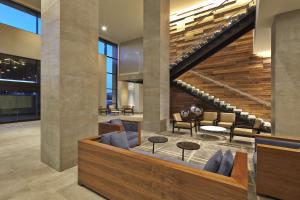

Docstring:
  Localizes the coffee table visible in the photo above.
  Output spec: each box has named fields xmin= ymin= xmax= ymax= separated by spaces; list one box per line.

xmin=199 ymin=126 xmax=227 ymax=141
xmin=176 ymin=141 xmax=200 ymax=161
xmin=148 ymin=136 xmax=168 ymax=154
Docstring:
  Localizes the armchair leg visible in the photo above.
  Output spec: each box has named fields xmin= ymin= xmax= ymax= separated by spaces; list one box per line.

xmin=190 ymin=128 xmax=193 ymax=137
xmin=195 ymin=126 xmax=197 ymax=133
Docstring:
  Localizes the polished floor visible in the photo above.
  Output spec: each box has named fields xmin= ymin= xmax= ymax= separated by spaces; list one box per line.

xmin=0 ymin=115 xmax=271 ymax=200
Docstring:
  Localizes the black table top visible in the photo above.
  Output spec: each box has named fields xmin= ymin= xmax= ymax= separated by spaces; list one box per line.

xmin=176 ymin=141 xmax=200 ymax=150
xmin=148 ymin=136 xmax=168 ymax=144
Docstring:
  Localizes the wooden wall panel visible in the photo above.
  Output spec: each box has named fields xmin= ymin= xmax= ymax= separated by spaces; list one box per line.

xmin=177 ymin=30 xmax=271 ymax=121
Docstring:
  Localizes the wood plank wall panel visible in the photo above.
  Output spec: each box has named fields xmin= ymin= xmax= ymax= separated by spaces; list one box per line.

xmin=178 ymin=30 xmax=271 ymax=121
xmin=170 ymin=85 xmax=219 ymax=118
xmin=169 ymin=0 xmax=254 ymax=64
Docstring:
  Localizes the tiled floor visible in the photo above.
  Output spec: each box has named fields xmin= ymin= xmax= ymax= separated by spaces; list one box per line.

xmin=0 ymin=115 xmax=272 ymax=200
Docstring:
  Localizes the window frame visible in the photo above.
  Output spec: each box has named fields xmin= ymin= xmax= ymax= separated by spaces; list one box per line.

xmin=98 ymin=38 xmax=119 ymax=107
xmin=0 ymin=0 xmax=41 ymax=34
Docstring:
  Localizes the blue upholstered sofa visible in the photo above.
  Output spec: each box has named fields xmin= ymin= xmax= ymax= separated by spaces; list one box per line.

xmin=98 ymin=119 xmax=141 ymax=147
xmin=254 ymin=134 xmax=300 ymax=200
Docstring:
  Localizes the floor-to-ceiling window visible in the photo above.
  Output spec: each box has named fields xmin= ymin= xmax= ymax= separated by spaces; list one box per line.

xmin=98 ymin=39 xmax=118 ymax=106
xmin=0 ymin=0 xmax=41 ymax=34
xmin=0 ymin=1 xmax=41 ymax=123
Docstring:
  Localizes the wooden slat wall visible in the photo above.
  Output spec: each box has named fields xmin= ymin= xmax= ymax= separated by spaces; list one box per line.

xmin=170 ymin=85 xmax=219 ymax=118
xmin=178 ymin=30 xmax=271 ymax=121
xmin=169 ymin=0 xmax=254 ymax=64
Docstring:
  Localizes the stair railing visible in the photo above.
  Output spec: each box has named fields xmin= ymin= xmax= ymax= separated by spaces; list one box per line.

xmin=170 ymin=0 xmax=256 ymax=68
xmin=188 ymin=70 xmax=271 ymax=108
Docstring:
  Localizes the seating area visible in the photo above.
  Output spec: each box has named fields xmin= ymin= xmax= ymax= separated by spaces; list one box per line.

xmin=1 ymin=0 xmax=300 ymax=199
xmin=78 ymin=133 xmax=248 ymax=200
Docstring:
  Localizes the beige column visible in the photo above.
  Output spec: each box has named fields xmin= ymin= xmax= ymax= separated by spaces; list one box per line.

xmin=272 ymin=9 xmax=300 ymax=139
xmin=99 ymin=55 xmax=106 ymax=107
xmin=41 ymin=0 xmax=99 ymax=171
xmin=143 ymin=0 xmax=170 ymax=132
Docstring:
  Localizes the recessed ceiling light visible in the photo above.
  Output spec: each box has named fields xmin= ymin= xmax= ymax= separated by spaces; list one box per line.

xmin=13 ymin=66 xmax=17 ymax=69
xmin=101 ymin=26 xmax=107 ymax=31
xmin=6 ymin=69 xmax=10 ymax=72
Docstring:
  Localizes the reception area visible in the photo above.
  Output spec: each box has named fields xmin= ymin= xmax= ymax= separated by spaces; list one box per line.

xmin=0 ymin=0 xmax=300 ymax=199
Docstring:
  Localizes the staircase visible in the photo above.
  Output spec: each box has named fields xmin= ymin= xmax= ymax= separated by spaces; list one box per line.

xmin=174 ymin=79 xmax=271 ymax=132
xmin=170 ymin=1 xmax=256 ymax=80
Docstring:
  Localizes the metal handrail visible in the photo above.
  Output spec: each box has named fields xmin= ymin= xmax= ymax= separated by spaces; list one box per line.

xmin=170 ymin=0 xmax=256 ymax=67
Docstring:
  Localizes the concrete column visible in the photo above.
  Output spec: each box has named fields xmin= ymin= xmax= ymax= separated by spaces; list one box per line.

xmin=41 ymin=0 xmax=99 ymax=171
xmin=272 ymin=9 xmax=300 ymax=139
xmin=99 ymin=55 xmax=107 ymax=107
xmin=143 ymin=0 xmax=170 ymax=132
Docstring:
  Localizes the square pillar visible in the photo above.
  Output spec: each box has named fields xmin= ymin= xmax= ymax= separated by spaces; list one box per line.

xmin=41 ymin=0 xmax=99 ymax=171
xmin=143 ymin=0 xmax=170 ymax=132
xmin=272 ymin=9 xmax=300 ymax=139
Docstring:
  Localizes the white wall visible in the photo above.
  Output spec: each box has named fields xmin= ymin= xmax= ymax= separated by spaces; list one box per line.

xmin=0 ymin=24 xmax=41 ymax=59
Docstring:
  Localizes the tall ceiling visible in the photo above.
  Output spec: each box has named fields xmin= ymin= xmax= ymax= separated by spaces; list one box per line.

xmin=13 ymin=0 xmax=207 ymax=43
xmin=254 ymin=0 xmax=300 ymax=55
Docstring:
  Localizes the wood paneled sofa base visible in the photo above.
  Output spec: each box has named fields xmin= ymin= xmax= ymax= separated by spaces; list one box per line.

xmin=78 ymin=136 xmax=248 ymax=200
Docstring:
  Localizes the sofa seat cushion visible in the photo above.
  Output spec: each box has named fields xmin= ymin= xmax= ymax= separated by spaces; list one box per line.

xmin=233 ymin=128 xmax=254 ymax=136
xmin=128 ymin=137 xmax=139 ymax=148
xmin=126 ymin=131 xmax=138 ymax=140
xmin=130 ymin=148 xmax=203 ymax=170
xmin=218 ymin=122 xmax=233 ymax=129
xmin=200 ymin=120 xmax=214 ymax=126
xmin=218 ymin=150 xmax=234 ymax=176
xmin=255 ymin=138 xmax=300 ymax=149
xmin=203 ymin=150 xmax=223 ymax=173
xmin=110 ymin=132 xmax=130 ymax=150
xmin=175 ymin=122 xmax=195 ymax=128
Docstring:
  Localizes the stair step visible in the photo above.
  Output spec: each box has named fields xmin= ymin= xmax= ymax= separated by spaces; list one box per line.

xmin=203 ymin=93 xmax=209 ymax=97
xmin=227 ymin=105 xmax=236 ymax=109
xmin=208 ymin=96 xmax=214 ymax=100
xmin=214 ymin=98 xmax=220 ymax=102
xmin=240 ymin=112 xmax=249 ymax=116
xmin=247 ymin=115 xmax=256 ymax=119
xmin=263 ymin=122 xmax=271 ymax=127
xmin=233 ymin=108 xmax=242 ymax=113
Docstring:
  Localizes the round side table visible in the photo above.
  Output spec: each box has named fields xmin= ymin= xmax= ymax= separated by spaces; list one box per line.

xmin=176 ymin=141 xmax=200 ymax=161
xmin=148 ymin=136 xmax=168 ymax=154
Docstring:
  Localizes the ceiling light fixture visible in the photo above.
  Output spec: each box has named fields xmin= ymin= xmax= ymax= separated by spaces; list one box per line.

xmin=101 ymin=26 xmax=107 ymax=31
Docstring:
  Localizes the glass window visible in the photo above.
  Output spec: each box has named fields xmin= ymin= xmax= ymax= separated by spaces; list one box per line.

xmin=99 ymin=39 xmax=118 ymax=106
xmin=0 ymin=53 xmax=40 ymax=123
xmin=98 ymin=41 xmax=105 ymax=55
xmin=0 ymin=2 xmax=40 ymax=34
xmin=106 ymin=73 xmax=112 ymax=89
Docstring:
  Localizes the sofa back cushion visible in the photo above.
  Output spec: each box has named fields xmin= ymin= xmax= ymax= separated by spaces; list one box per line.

xmin=110 ymin=119 xmax=123 ymax=126
xmin=110 ymin=132 xmax=130 ymax=150
xmin=173 ymin=113 xmax=182 ymax=121
xmin=255 ymin=138 xmax=300 ymax=149
xmin=204 ymin=112 xmax=218 ymax=121
xmin=203 ymin=150 xmax=223 ymax=173
xmin=220 ymin=113 xmax=236 ymax=123
xmin=218 ymin=150 xmax=234 ymax=176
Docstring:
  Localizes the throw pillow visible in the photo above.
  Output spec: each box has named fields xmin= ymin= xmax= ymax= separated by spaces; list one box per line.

xmin=217 ymin=150 xmax=234 ymax=176
xmin=203 ymin=150 xmax=223 ymax=173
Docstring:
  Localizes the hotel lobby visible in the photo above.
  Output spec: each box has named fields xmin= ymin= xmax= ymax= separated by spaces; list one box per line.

xmin=0 ymin=0 xmax=300 ymax=199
